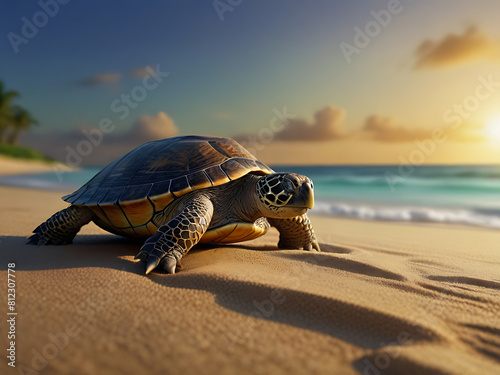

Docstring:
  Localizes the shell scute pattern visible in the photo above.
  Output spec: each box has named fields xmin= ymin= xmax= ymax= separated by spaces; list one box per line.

xmin=61 ymin=136 xmax=273 ymax=236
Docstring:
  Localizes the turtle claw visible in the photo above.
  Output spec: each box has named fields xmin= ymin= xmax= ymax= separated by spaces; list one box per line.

xmin=160 ymin=257 xmax=177 ymax=274
xmin=27 ymin=234 xmax=41 ymax=245
xmin=27 ymin=233 xmax=48 ymax=246
xmin=27 ymin=232 xmax=73 ymax=246
xmin=312 ymin=240 xmax=321 ymax=252
xmin=145 ymin=255 xmax=161 ymax=275
xmin=137 ymin=238 xmax=182 ymax=275
xmin=134 ymin=252 xmax=148 ymax=262
xmin=278 ymin=239 xmax=321 ymax=252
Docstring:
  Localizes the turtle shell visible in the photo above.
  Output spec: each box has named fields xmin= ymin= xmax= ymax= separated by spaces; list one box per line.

xmin=62 ymin=136 xmax=273 ymax=234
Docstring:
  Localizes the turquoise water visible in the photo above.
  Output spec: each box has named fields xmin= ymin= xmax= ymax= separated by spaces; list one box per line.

xmin=282 ymin=165 xmax=500 ymax=228
xmin=2 ymin=165 xmax=500 ymax=228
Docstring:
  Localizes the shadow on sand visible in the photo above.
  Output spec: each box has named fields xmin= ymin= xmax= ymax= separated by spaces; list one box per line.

xmin=1 ymin=234 xmax=435 ymax=351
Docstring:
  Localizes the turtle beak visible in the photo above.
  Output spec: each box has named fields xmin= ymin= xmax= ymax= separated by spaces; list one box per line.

xmin=287 ymin=181 xmax=314 ymax=210
xmin=300 ymin=182 xmax=314 ymax=209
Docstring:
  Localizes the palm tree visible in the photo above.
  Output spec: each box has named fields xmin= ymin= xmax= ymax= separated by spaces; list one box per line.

xmin=7 ymin=106 xmax=38 ymax=145
xmin=0 ymin=81 xmax=20 ymax=142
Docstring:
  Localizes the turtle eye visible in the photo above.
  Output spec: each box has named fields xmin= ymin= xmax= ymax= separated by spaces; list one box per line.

xmin=282 ymin=179 xmax=295 ymax=193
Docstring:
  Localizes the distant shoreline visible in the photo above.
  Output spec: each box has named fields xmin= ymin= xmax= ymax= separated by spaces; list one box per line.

xmin=0 ymin=155 xmax=74 ymax=176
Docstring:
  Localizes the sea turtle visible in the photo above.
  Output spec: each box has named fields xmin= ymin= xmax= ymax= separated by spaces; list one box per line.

xmin=28 ymin=135 xmax=320 ymax=274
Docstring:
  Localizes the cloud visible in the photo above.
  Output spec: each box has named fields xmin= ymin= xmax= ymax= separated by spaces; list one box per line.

xmin=77 ymin=65 xmax=154 ymax=87
xmin=234 ymin=103 xmax=487 ymax=150
xmin=362 ymin=115 xmax=431 ymax=142
xmin=275 ymin=105 xmax=346 ymax=141
xmin=78 ymin=72 xmax=122 ymax=86
xmin=361 ymin=115 xmax=486 ymax=143
xmin=21 ymin=112 xmax=179 ymax=165
xmin=126 ymin=112 xmax=178 ymax=142
xmin=130 ymin=66 xmax=153 ymax=79
xmin=414 ymin=27 xmax=499 ymax=69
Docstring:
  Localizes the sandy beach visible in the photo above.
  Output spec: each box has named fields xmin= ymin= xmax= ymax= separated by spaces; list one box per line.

xmin=0 ymin=156 xmax=73 ymax=176
xmin=0 ymin=185 xmax=499 ymax=375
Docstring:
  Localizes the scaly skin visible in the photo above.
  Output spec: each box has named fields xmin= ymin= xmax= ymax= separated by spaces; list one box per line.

xmin=27 ymin=205 xmax=95 ymax=245
xmin=29 ymin=174 xmax=320 ymax=274
xmin=268 ymin=214 xmax=320 ymax=251
xmin=135 ymin=195 xmax=214 ymax=274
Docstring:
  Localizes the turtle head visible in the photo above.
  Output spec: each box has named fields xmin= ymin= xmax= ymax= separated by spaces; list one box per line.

xmin=256 ymin=173 xmax=315 ymax=218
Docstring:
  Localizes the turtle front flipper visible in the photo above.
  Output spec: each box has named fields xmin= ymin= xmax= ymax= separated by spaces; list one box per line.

xmin=135 ymin=195 xmax=214 ymax=275
xmin=28 ymin=205 xmax=95 ymax=245
xmin=268 ymin=214 xmax=320 ymax=251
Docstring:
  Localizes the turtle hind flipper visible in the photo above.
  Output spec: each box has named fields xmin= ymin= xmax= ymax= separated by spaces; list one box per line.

xmin=27 ymin=205 xmax=94 ymax=246
xmin=27 ymin=233 xmax=49 ymax=246
xmin=27 ymin=232 xmax=74 ymax=246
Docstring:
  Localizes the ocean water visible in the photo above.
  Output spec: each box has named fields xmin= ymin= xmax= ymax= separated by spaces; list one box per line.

xmin=2 ymin=165 xmax=500 ymax=229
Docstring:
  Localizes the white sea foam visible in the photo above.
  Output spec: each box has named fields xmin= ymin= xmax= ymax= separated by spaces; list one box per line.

xmin=3 ymin=166 xmax=500 ymax=230
xmin=312 ymin=201 xmax=500 ymax=229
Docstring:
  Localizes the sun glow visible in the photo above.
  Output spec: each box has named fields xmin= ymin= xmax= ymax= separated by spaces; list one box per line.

xmin=485 ymin=117 xmax=500 ymax=142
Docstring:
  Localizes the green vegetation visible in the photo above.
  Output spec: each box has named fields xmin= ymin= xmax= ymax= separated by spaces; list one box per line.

xmin=0 ymin=80 xmax=38 ymax=145
xmin=0 ymin=142 xmax=54 ymax=162
xmin=0 ymin=79 xmax=51 ymax=162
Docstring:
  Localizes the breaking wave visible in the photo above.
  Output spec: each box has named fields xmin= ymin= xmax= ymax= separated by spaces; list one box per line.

xmin=312 ymin=201 xmax=500 ymax=229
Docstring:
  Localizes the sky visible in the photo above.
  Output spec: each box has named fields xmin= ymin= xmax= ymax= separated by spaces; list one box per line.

xmin=1 ymin=0 xmax=500 ymax=165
